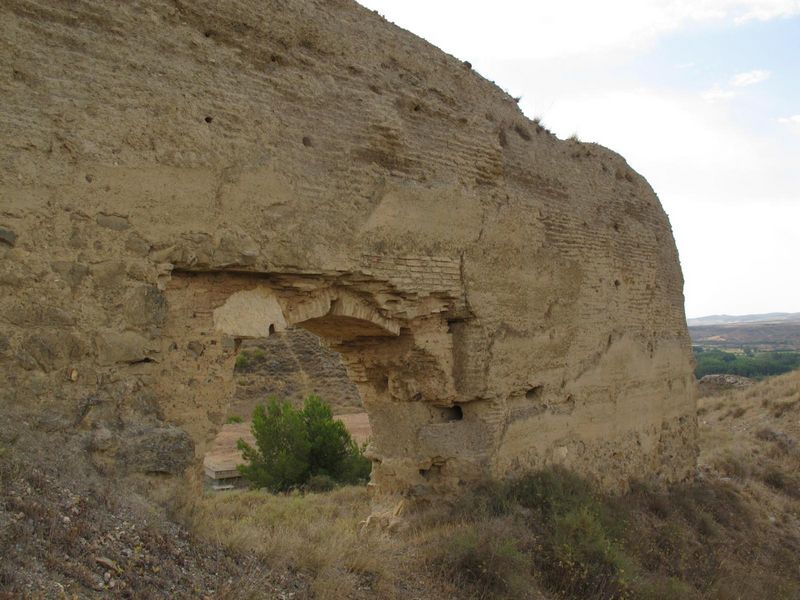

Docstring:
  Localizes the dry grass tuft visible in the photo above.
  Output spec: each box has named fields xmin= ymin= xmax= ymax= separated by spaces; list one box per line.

xmin=186 ymin=486 xmax=411 ymax=598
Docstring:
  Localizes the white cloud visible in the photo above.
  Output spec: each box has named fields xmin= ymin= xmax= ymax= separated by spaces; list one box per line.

xmin=538 ymin=88 xmax=762 ymax=190
xmin=733 ymin=0 xmax=800 ymax=21
xmin=357 ymin=0 xmax=800 ymax=59
xmin=670 ymin=198 xmax=800 ymax=317
xmin=731 ymin=69 xmax=771 ymax=86
xmin=700 ymin=69 xmax=770 ymax=104
xmin=778 ymin=114 xmax=800 ymax=125
xmin=701 ymin=86 xmax=738 ymax=102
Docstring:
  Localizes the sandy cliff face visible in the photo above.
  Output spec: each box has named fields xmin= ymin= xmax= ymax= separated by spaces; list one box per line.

xmin=0 ymin=0 xmax=696 ymax=514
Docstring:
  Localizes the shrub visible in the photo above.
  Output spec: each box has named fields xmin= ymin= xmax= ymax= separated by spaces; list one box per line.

xmin=234 ymin=348 xmax=266 ymax=372
xmin=760 ymin=464 xmax=800 ymax=498
xmin=693 ymin=348 xmax=800 ymax=379
xmin=437 ymin=519 xmax=530 ymax=596
xmin=234 ymin=352 xmax=250 ymax=370
xmin=305 ymin=474 xmax=337 ymax=493
xmin=237 ymin=399 xmax=311 ymax=492
xmin=225 ymin=415 xmax=243 ymax=424
xmin=237 ymin=395 xmax=371 ymax=492
xmin=549 ymin=505 xmax=631 ymax=599
xmin=712 ymin=451 xmax=751 ymax=480
xmin=509 ymin=469 xmax=630 ymax=599
xmin=729 ymin=406 xmax=747 ymax=419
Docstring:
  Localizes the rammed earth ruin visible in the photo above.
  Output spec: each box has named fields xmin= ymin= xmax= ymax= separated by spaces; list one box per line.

xmin=0 ymin=0 xmax=696 ymax=518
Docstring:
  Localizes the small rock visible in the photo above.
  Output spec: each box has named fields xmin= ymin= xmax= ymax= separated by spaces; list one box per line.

xmin=95 ymin=556 xmax=117 ymax=571
xmin=95 ymin=330 xmax=153 ymax=365
xmin=51 ymin=261 xmax=90 ymax=288
xmin=697 ymin=374 xmax=754 ymax=397
xmin=125 ymin=232 xmax=151 ymax=256
xmin=124 ymin=284 xmax=167 ymax=328
xmin=62 ymin=516 xmax=71 ymax=524
xmin=96 ymin=213 xmax=131 ymax=231
xmin=0 ymin=226 xmax=17 ymax=247
xmin=187 ymin=341 xmax=205 ymax=357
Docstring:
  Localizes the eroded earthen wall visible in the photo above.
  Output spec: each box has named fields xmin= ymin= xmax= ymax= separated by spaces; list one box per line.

xmin=0 ymin=0 xmax=696 ymax=513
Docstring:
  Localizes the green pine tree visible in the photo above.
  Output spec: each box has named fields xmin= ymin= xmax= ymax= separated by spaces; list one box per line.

xmin=237 ymin=398 xmax=311 ymax=492
xmin=236 ymin=395 xmax=372 ymax=491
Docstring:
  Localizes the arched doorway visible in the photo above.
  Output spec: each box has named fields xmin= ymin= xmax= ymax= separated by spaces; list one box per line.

xmin=154 ymin=269 xmax=481 ymax=517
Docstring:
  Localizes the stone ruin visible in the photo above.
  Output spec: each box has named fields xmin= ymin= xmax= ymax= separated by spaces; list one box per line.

xmin=0 ymin=0 xmax=696 ymax=517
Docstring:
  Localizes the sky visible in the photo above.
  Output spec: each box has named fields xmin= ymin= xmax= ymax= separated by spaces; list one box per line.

xmin=356 ymin=0 xmax=800 ymax=318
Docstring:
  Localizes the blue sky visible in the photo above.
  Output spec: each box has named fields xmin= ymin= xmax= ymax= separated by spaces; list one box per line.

xmin=357 ymin=1 xmax=800 ymax=318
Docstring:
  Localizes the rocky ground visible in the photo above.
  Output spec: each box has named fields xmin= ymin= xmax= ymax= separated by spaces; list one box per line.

xmin=0 ymin=446 xmax=307 ymax=599
xmin=696 ymin=373 xmax=754 ymax=397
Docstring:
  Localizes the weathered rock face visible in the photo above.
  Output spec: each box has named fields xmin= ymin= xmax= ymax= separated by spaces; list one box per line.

xmin=0 ymin=0 xmax=696 ymax=513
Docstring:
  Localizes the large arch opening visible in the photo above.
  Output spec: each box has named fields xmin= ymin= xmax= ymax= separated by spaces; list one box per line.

xmin=202 ymin=325 xmax=372 ymax=490
xmin=154 ymin=270 xmax=480 ymax=513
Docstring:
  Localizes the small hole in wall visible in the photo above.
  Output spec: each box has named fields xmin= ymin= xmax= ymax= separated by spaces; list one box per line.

xmin=441 ymin=405 xmax=463 ymax=421
xmin=204 ymin=116 xmax=213 ymax=123
xmin=302 ymin=136 xmax=313 ymax=147
xmin=447 ymin=317 xmax=467 ymax=335
xmin=526 ymin=386 xmax=543 ymax=401
xmin=268 ymin=324 xmax=275 ymax=335
xmin=498 ymin=129 xmax=508 ymax=148
xmin=373 ymin=374 xmax=389 ymax=393
xmin=130 ymin=357 xmax=155 ymax=365
xmin=514 ymin=124 xmax=531 ymax=141
xmin=614 ymin=279 xmax=621 ymax=288
xmin=419 ymin=464 xmax=442 ymax=479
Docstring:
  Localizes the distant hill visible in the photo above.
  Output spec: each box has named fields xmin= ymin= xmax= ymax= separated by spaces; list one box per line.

xmin=689 ymin=319 xmax=800 ymax=352
xmin=687 ymin=312 xmax=800 ymax=326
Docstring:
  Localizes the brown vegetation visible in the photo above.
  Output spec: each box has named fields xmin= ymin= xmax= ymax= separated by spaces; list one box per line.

xmin=176 ymin=370 xmax=800 ymax=599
